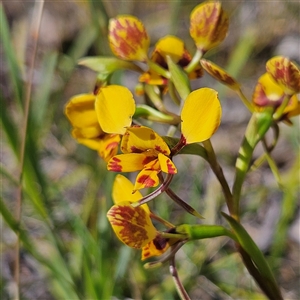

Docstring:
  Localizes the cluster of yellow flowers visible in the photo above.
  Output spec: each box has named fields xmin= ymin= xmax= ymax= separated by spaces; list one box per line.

xmin=65 ymin=1 xmax=299 ymax=262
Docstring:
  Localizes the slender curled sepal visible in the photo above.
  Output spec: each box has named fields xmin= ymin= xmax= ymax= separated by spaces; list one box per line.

xmin=175 ymin=224 xmax=236 ymax=241
xmin=190 ymin=1 xmax=229 ymax=53
xmin=222 ymin=212 xmax=283 ymax=299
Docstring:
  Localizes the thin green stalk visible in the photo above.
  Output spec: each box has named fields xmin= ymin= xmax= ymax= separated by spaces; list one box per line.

xmin=146 ymin=59 xmax=171 ymax=78
xmin=202 ymin=140 xmax=234 ymax=216
xmin=15 ymin=1 xmax=44 ymax=298
xmin=232 ymin=109 xmax=274 ymax=219
xmin=236 ymin=88 xmax=254 ymax=113
xmin=184 ymin=49 xmax=203 ymax=74
xmin=273 ymin=94 xmax=291 ymax=120
xmin=169 ymin=256 xmax=191 ymax=300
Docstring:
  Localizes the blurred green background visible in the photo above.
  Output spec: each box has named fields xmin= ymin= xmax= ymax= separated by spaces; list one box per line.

xmin=1 ymin=1 xmax=299 ymax=299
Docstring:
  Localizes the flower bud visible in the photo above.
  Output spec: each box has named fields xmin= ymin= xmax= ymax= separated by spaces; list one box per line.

xmin=201 ymin=59 xmax=240 ymax=90
xmin=266 ymin=56 xmax=300 ymax=95
xmin=190 ymin=1 xmax=229 ymax=53
xmin=109 ymin=15 xmax=150 ymax=62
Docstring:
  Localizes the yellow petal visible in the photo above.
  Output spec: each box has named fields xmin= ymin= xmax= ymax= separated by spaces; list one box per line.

xmin=121 ymin=126 xmax=170 ymax=155
xmin=112 ymin=174 xmax=150 ymax=213
xmin=134 ymin=167 xmax=160 ymax=191
xmin=266 ymin=56 xmax=300 ymax=95
xmin=190 ymin=1 xmax=229 ymax=53
xmin=65 ymin=93 xmax=101 ymax=130
xmin=284 ymin=94 xmax=300 ymax=119
xmin=109 ymin=15 xmax=150 ymax=62
xmin=107 ymin=153 xmax=154 ymax=172
xmin=201 ymin=59 xmax=240 ymax=90
xmin=73 ymin=132 xmax=119 ymax=162
xmin=98 ymin=134 xmax=120 ymax=162
xmin=252 ymin=73 xmax=284 ymax=108
xmin=95 ymin=85 xmax=135 ymax=135
xmin=181 ymin=88 xmax=222 ymax=144
xmin=71 ymin=126 xmax=102 ymax=139
xmin=107 ymin=201 xmax=156 ymax=249
xmin=158 ymin=153 xmax=177 ymax=174
xmin=74 ymin=136 xmax=103 ymax=151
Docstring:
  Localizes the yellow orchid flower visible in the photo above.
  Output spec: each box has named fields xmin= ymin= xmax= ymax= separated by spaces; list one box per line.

xmin=252 ymin=73 xmax=300 ymax=123
xmin=190 ymin=1 xmax=229 ymax=53
xmin=109 ymin=174 xmax=177 ymax=259
xmin=107 ymin=126 xmax=177 ymax=191
xmin=64 ymin=93 xmax=120 ymax=162
xmin=252 ymin=73 xmax=285 ymax=108
xmin=108 ymin=15 xmax=150 ymax=62
xmin=139 ymin=35 xmax=203 ymax=85
xmin=106 ymin=88 xmax=221 ymax=190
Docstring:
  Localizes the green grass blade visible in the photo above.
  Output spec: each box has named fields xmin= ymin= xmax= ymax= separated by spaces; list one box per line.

xmin=0 ymin=93 xmax=20 ymax=157
xmin=0 ymin=4 xmax=23 ymax=107
xmin=30 ymin=51 xmax=58 ymax=131
xmin=222 ymin=212 xmax=282 ymax=299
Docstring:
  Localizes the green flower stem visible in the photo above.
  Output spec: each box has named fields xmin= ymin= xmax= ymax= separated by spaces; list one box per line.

xmin=159 ymin=232 xmax=187 ymax=240
xmin=134 ymin=105 xmax=180 ymax=125
xmin=144 ymin=84 xmax=166 ymax=111
xmin=168 ymin=81 xmax=181 ymax=105
xmin=176 ymin=224 xmax=237 ymax=242
xmin=273 ymin=94 xmax=292 ymax=120
xmin=167 ymin=55 xmax=191 ymax=101
xmin=146 ymin=58 xmax=171 ymax=78
xmin=236 ymin=88 xmax=254 ymax=113
xmin=184 ymin=49 xmax=203 ymax=74
xmin=144 ymin=85 xmax=181 ymax=122
xmin=250 ymin=124 xmax=279 ymax=172
xmin=167 ymin=125 xmax=178 ymax=137
xmin=232 ymin=109 xmax=273 ymax=219
xmin=170 ymin=256 xmax=191 ymax=300
xmin=261 ymin=138 xmax=282 ymax=187
xmin=202 ymin=139 xmax=235 ymax=217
